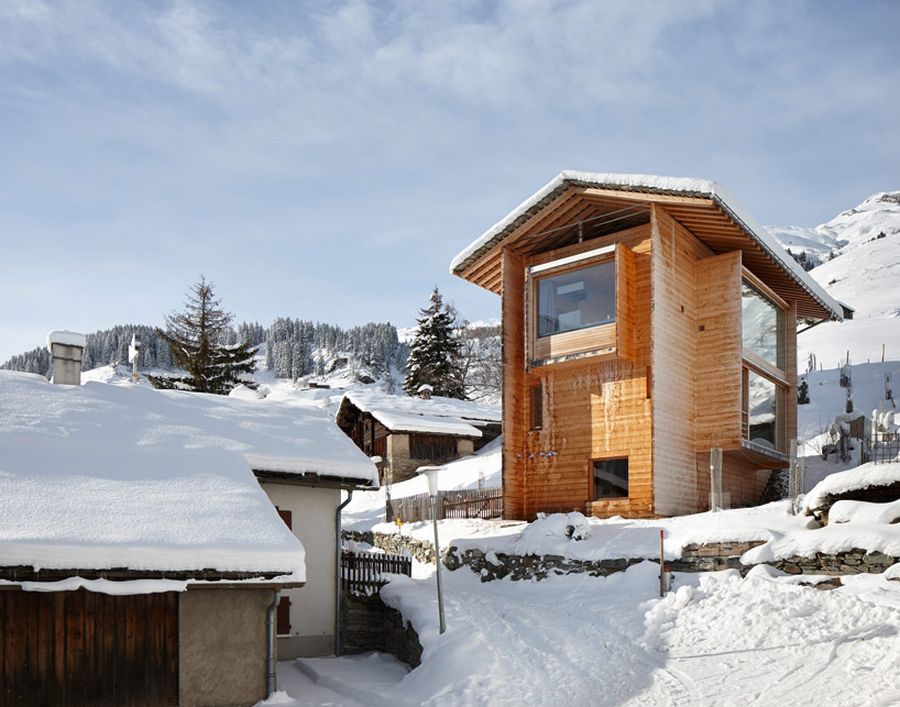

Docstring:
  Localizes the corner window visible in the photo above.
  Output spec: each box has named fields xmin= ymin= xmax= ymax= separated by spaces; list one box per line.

xmin=593 ymin=457 xmax=628 ymax=499
xmin=741 ymin=280 xmax=784 ymax=369
xmin=536 ymin=260 xmax=616 ymax=337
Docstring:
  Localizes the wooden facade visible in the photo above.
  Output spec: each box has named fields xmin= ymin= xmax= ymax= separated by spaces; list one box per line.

xmin=0 ymin=589 xmax=178 ymax=707
xmin=456 ymin=175 xmax=842 ymax=519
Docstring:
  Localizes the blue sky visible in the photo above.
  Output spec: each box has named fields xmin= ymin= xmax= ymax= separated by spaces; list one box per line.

xmin=1 ymin=0 xmax=898 ymax=361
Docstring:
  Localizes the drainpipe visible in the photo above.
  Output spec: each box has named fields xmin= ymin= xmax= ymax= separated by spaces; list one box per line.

xmin=335 ymin=488 xmax=354 ymax=656
xmin=266 ymin=589 xmax=281 ymax=697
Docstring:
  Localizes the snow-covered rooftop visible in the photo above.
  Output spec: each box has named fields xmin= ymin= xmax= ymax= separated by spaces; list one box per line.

xmin=340 ymin=389 xmax=500 ymax=435
xmin=0 ymin=371 xmax=377 ymax=576
xmin=450 ymin=171 xmax=845 ymax=321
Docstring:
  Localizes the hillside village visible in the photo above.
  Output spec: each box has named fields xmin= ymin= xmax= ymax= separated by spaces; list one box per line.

xmin=2 ymin=4 xmax=899 ymax=707
xmin=2 ymin=174 xmax=898 ymax=706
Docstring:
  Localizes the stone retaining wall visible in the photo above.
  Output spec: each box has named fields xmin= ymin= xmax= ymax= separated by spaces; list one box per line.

xmin=670 ymin=541 xmax=765 ymax=573
xmin=341 ymin=591 xmax=423 ymax=668
xmin=343 ymin=530 xmax=437 ymax=564
xmin=759 ymin=548 xmax=899 ymax=575
xmin=445 ymin=547 xmax=642 ymax=582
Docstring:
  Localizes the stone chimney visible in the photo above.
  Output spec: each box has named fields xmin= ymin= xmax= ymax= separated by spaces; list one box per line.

xmin=47 ymin=330 xmax=86 ymax=385
xmin=416 ymin=383 xmax=434 ymax=400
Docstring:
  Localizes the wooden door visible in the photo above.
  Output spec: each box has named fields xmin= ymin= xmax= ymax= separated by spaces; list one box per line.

xmin=0 ymin=589 xmax=178 ymax=706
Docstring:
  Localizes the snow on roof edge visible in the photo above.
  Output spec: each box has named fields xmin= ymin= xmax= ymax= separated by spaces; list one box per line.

xmin=449 ymin=171 xmax=844 ymax=321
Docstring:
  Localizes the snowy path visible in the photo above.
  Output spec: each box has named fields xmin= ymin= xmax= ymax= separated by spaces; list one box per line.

xmin=261 ymin=564 xmax=900 ymax=706
xmin=376 ymin=562 xmax=900 ymax=706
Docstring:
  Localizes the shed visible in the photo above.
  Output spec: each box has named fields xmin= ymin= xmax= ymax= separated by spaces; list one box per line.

xmin=335 ymin=389 xmax=501 ymax=484
xmin=0 ymin=370 xmax=376 ymax=705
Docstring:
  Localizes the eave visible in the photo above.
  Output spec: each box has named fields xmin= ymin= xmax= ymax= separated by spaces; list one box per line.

xmin=451 ymin=172 xmax=844 ymax=322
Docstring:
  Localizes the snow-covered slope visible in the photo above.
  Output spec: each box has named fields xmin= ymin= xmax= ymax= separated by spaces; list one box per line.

xmin=768 ymin=191 xmax=900 ymax=365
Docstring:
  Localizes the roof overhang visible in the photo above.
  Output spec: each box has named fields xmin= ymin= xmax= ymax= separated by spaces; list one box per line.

xmin=451 ymin=171 xmax=845 ymax=322
xmin=252 ymin=468 xmax=378 ymax=490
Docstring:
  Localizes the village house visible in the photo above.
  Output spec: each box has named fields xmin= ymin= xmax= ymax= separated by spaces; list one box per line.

xmin=0 ymin=333 xmax=377 ymax=706
xmin=451 ymin=172 xmax=851 ymax=520
xmin=335 ymin=388 xmax=501 ymax=484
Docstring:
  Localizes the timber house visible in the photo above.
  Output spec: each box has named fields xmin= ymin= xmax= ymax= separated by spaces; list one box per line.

xmin=335 ymin=389 xmax=501 ymax=484
xmin=451 ymin=171 xmax=850 ymax=520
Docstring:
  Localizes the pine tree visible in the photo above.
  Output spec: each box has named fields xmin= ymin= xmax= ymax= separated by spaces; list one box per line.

xmin=403 ymin=287 xmax=465 ymax=399
xmin=149 ymin=276 xmax=256 ymax=394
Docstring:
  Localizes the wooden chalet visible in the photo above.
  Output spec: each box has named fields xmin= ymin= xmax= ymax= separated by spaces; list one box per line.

xmin=451 ymin=171 xmax=850 ymax=519
xmin=0 ymin=368 xmax=378 ymax=706
xmin=335 ymin=389 xmax=501 ymax=484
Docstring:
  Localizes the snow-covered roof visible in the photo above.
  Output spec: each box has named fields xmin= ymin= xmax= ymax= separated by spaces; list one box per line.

xmin=369 ymin=410 xmax=483 ymax=437
xmin=450 ymin=171 xmax=845 ymax=321
xmin=0 ymin=371 xmax=377 ymax=576
xmin=339 ymin=389 xmax=500 ymax=436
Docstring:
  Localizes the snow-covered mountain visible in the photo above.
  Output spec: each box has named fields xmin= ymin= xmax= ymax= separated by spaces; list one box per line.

xmin=768 ymin=191 xmax=900 ymax=368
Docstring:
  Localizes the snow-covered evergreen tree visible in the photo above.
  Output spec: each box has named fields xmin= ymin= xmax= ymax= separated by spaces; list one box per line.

xmin=403 ymin=287 xmax=465 ymax=399
xmin=149 ymin=277 xmax=256 ymax=394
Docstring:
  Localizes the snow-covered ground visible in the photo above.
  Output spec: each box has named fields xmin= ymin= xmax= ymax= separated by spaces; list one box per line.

xmin=260 ymin=561 xmax=900 ymax=706
xmin=343 ymin=437 xmax=502 ymax=532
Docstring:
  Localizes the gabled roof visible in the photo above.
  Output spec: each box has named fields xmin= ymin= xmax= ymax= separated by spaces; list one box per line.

xmin=0 ymin=371 xmax=378 ymax=578
xmin=337 ymin=390 xmax=500 ymax=437
xmin=451 ymin=171 xmax=846 ymax=322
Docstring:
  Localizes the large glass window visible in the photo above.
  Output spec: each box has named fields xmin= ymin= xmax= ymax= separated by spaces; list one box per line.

xmin=537 ymin=260 xmax=615 ymax=338
xmin=593 ymin=457 xmax=628 ymax=498
xmin=741 ymin=280 xmax=784 ymax=368
xmin=746 ymin=371 xmax=778 ymax=449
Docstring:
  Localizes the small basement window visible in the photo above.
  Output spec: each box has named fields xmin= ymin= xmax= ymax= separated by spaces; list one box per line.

xmin=593 ymin=458 xmax=628 ymax=499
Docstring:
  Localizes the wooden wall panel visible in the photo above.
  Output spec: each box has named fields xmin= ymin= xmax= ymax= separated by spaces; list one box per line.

xmin=0 ymin=589 xmax=178 ymax=707
xmin=650 ymin=206 xmax=714 ymax=516
xmin=518 ymin=225 xmax=654 ymax=518
xmin=695 ymin=250 xmax=743 ymax=450
xmin=696 ymin=452 xmax=772 ymax=509
xmin=501 ymin=248 xmax=527 ymax=520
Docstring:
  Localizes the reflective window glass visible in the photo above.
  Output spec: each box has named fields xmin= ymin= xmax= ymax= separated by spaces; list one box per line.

xmin=536 ymin=260 xmax=615 ymax=338
xmin=747 ymin=371 xmax=778 ymax=449
xmin=741 ymin=280 xmax=783 ymax=368
xmin=593 ymin=458 xmax=628 ymax=498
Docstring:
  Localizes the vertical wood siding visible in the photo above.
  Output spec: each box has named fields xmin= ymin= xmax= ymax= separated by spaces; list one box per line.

xmin=0 ymin=589 xmax=178 ymax=707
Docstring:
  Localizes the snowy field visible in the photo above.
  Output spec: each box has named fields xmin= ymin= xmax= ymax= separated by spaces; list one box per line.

xmin=261 ymin=562 xmax=900 ymax=707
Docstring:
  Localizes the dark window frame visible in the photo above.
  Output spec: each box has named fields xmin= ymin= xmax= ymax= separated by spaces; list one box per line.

xmin=591 ymin=457 xmax=629 ymax=500
xmin=530 ymin=382 xmax=543 ymax=430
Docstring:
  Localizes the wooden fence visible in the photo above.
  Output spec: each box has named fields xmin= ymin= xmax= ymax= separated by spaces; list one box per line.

xmin=386 ymin=487 xmax=503 ymax=523
xmin=341 ymin=550 xmax=412 ymax=596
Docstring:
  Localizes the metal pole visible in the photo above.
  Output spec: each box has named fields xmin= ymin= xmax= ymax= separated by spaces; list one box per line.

xmin=335 ymin=489 xmax=354 ymax=656
xmin=430 ymin=494 xmax=446 ymax=634
xmin=659 ymin=529 xmax=666 ymax=597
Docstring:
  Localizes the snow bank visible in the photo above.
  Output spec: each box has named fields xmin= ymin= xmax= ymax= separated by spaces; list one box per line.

xmin=444 ymin=503 xmax=807 ymax=561
xmin=803 ymin=461 xmax=900 ymax=512
xmin=0 ymin=370 xmax=378 ymax=575
xmin=742 ymin=523 xmax=900 ymax=564
xmin=829 ymin=498 xmax=900 ymax=525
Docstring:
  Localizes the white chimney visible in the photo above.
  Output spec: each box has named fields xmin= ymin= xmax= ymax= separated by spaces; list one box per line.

xmin=47 ymin=330 xmax=86 ymax=385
